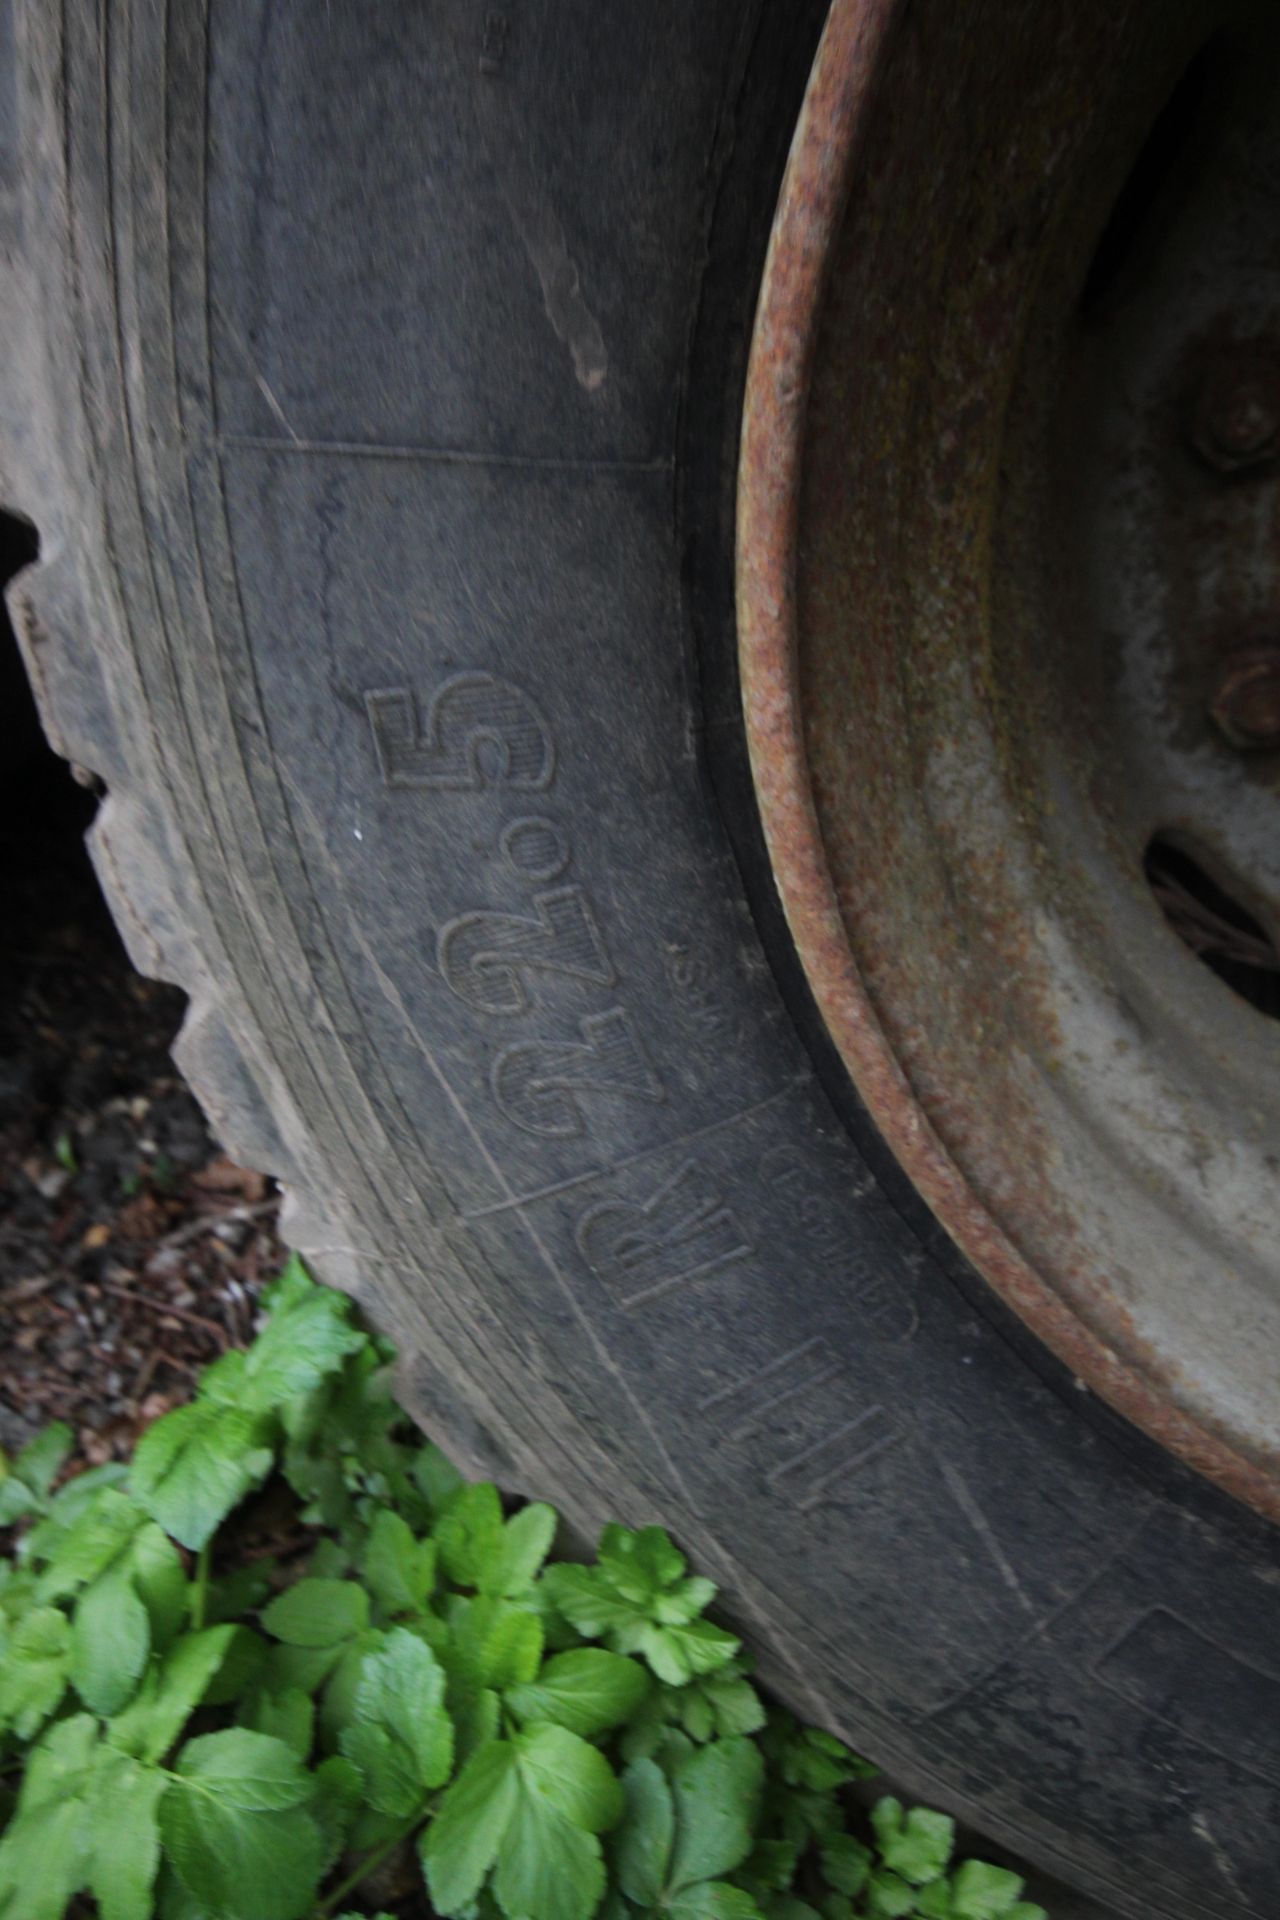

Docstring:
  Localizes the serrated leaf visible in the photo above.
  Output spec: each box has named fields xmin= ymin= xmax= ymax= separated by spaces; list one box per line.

xmin=86 ymin=1746 xmax=167 ymax=1920
xmin=946 ymin=1860 xmax=1043 ymax=1920
xmin=702 ymin=1671 xmax=766 ymax=1738
xmin=508 ymin=1648 xmax=649 ymax=1737
xmin=871 ymin=1799 xmax=954 ymax=1886
xmin=653 ymin=1576 xmax=718 ymax=1627
xmin=172 ymin=1728 xmax=314 ymax=1808
xmin=542 ymin=1564 xmax=640 ymax=1639
xmin=201 ymin=1623 xmax=268 ymax=1705
xmin=424 ymin=1739 xmax=520 ymax=1913
xmin=261 ymin=1577 xmax=370 ymax=1648
xmin=0 ymin=1715 xmax=98 ymax=1920
xmin=241 ymin=1275 xmax=365 ymax=1410
xmin=515 ymin=1723 xmax=623 ymax=1831
xmin=0 ymin=1471 xmax=37 ymax=1527
xmin=669 ymin=1885 xmax=764 ymax=1920
xmin=669 ymin=1738 xmax=763 ymax=1891
xmin=744 ymin=1837 xmax=798 ymax=1893
xmin=129 ymin=1522 xmax=188 ymax=1649
xmin=239 ymin=1686 xmax=315 ymax=1760
xmin=0 ymin=1606 xmax=71 ymax=1738
xmin=640 ymin=1617 xmax=740 ymax=1687
xmin=426 ymin=1727 xmax=621 ymax=1920
xmin=614 ymin=1757 xmax=674 ymax=1906
xmin=159 ymin=1786 xmax=324 ymax=1920
xmin=865 ymin=1870 xmax=915 ymax=1919
xmin=456 ymin=1595 xmax=545 ymax=1690
xmin=131 ymin=1402 xmax=275 ymax=1551
xmin=598 ymin=1524 xmax=686 ymax=1601
xmin=436 ymin=1482 xmax=506 ymax=1589
xmin=339 ymin=1628 xmax=453 ymax=1813
xmin=108 ymin=1626 xmax=237 ymax=1763
xmin=413 ymin=1441 xmax=465 ymax=1514
xmin=12 ymin=1423 xmax=74 ymax=1502
xmin=821 ymin=1834 xmax=872 ymax=1899
xmin=486 ymin=1502 xmax=557 ymax=1596
xmin=22 ymin=1463 xmax=129 ymax=1566
xmin=72 ymin=1556 xmax=151 ymax=1715
xmin=363 ymin=1509 xmax=435 ymax=1616
xmin=32 ymin=1485 xmax=142 ymax=1602
xmin=491 ymin=1789 xmax=607 ymax=1920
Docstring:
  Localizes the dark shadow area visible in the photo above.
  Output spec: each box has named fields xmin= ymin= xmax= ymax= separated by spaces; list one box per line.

xmin=0 ymin=510 xmax=279 ymax=1464
xmin=1145 ymin=832 xmax=1280 ymax=1019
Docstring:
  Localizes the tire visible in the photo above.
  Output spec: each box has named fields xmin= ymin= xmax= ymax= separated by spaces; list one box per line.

xmin=3 ymin=7 xmax=1277 ymax=1918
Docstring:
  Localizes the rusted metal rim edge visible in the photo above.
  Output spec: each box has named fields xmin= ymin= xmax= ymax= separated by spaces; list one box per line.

xmin=734 ymin=0 xmax=1280 ymax=1524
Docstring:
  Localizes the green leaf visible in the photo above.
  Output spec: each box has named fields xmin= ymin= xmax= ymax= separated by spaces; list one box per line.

xmin=515 ymin=1723 xmax=623 ymax=1831
xmin=413 ymin=1442 xmax=465 ymax=1514
xmin=21 ymin=1463 xmax=128 ymax=1566
xmin=32 ymin=1485 xmax=142 ymax=1602
xmin=426 ymin=1727 xmax=621 ymax=1920
xmin=363 ymin=1508 xmax=436 ymax=1615
xmin=129 ymin=1522 xmax=188 ymax=1649
xmin=946 ymin=1860 xmax=1044 ymax=1920
xmin=109 ymin=1626 xmax=237 ymax=1763
xmin=871 ymin=1799 xmax=955 ymax=1886
xmin=640 ymin=1618 xmax=740 ymax=1686
xmin=0 ymin=1606 xmax=71 ymax=1738
xmin=821 ymin=1834 xmax=872 ymax=1899
xmin=669 ymin=1738 xmax=763 ymax=1890
xmin=72 ymin=1556 xmax=152 ymax=1715
xmin=491 ymin=1789 xmax=607 ymax=1920
xmin=486 ymin=1502 xmax=558 ymax=1596
xmin=542 ymin=1565 xmax=640 ymax=1639
xmin=161 ymin=1729 xmax=323 ymax=1920
xmin=201 ymin=1623 xmax=268 ymax=1705
xmin=669 ymin=1885 xmax=765 ymax=1920
xmin=241 ymin=1271 xmax=365 ymax=1410
xmin=865 ymin=1870 xmax=916 ymax=1919
xmin=424 ymin=1739 xmax=520 ymax=1914
xmin=508 ymin=1647 xmax=650 ymax=1737
xmin=0 ymin=1715 xmax=98 ymax=1920
xmin=699 ymin=1670 xmax=766 ymax=1738
xmin=239 ymin=1686 xmax=316 ymax=1761
xmin=261 ymin=1577 xmax=370 ymax=1648
xmin=339 ymin=1628 xmax=453 ymax=1814
xmin=613 ymin=1757 xmax=674 ymax=1906
xmin=159 ymin=1788 xmax=324 ymax=1920
xmin=131 ymin=1402 xmax=275 ymax=1551
xmin=436 ymin=1482 xmax=506 ymax=1589
xmin=598 ymin=1524 xmax=687 ymax=1600
xmin=455 ymin=1595 xmax=545 ymax=1690
xmin=172 ymin=1728 xmax=315 ymax=1809
xmin=85 ymin=1746 xmax=167 ymax=1920
xmin=10 ymin=1423 xmax=74 ymax=1503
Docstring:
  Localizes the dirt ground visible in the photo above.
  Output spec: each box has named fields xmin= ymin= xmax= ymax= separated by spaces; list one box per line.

xmin=0 ymin=670 xmax=282 ymax=1471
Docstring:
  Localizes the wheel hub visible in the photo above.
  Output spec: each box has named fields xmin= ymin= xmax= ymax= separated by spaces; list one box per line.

xmin=738 ymin=0 xmax=1280 ymax=1516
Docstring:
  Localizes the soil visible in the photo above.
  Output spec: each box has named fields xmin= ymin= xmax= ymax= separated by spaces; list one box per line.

xmin=0 ymin=620 xmax=282 ymax=1473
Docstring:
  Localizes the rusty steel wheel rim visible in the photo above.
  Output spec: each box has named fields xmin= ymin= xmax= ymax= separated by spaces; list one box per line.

xmin=738 ymin=0 xmax=1280 ymax=1519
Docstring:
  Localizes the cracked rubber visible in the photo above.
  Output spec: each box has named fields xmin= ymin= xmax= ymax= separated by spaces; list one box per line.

xmin=2 ymin=7 xmax=1277 ymax=1918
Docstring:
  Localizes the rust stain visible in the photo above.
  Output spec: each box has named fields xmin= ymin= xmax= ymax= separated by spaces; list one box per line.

xmin=736 ymin=0 xmax=1280 ymax=1522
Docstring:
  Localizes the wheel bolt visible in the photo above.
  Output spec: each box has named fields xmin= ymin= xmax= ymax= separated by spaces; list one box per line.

xmin=1189 ymin=361 xmax=1280 ymax=472
xmin=1209 ymin=648 xmax=1280 ymax=751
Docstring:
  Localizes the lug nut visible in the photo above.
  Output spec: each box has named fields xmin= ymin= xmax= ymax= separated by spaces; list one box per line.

xmin=1209 ymin=648 xmax=1280 ymax=751
xmin=1189 ymin=360 xmax=1280 ymax=472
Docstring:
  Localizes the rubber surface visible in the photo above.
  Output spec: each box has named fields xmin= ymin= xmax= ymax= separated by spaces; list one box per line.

xmin=2 ymin=6 xmax=1277 ymax=1917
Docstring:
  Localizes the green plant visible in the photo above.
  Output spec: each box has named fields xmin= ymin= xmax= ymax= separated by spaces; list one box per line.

xmin=0 ymin=1261 xmax=1049 ymax=1920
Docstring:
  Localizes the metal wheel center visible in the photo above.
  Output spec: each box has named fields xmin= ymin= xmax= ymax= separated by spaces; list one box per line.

xmin=737 ymin=0 xmax=1280 ymax=1518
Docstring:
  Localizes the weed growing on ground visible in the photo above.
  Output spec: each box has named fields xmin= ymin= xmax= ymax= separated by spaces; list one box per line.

xmin=0 ymin=1259 xmax=1048 ymax=1920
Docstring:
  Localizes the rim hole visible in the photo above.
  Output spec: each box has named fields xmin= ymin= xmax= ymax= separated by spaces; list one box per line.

xmin=1080 ymin=36 xmax=1227 ymax=317
xmin=1144 ymin=833 xmax=1280 ymax=1018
